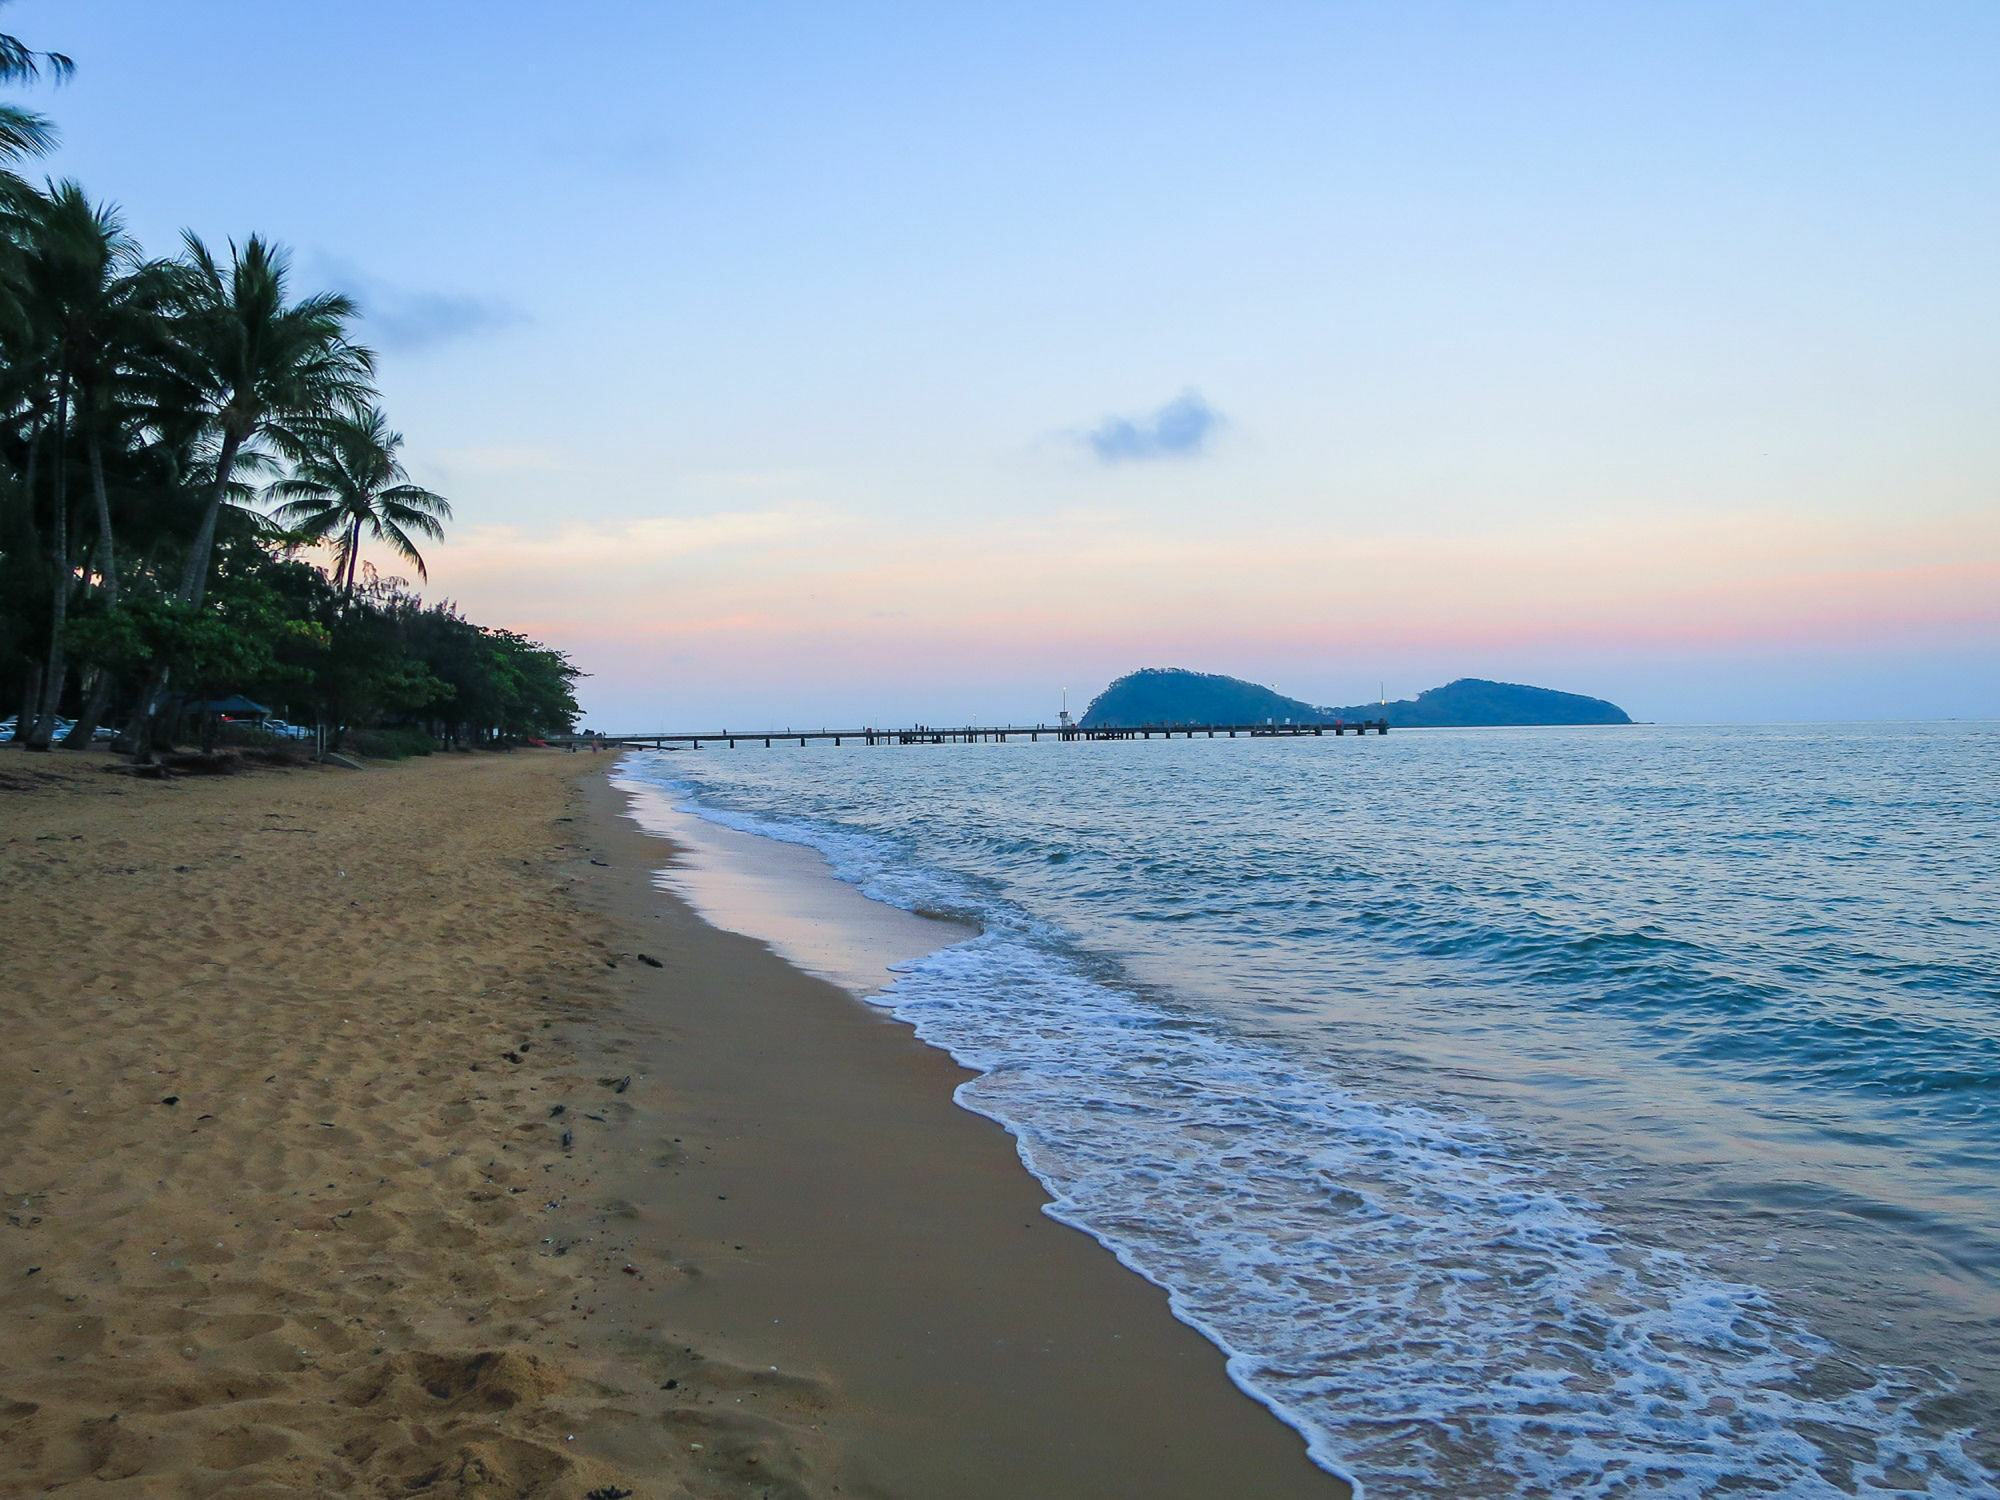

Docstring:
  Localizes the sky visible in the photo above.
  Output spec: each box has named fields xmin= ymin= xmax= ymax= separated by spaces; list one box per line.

xmin=18 ymin=0 xmax=2000 ymax=726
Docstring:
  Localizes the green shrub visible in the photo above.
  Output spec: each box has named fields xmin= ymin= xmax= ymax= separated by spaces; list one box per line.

xmin=346 ymin=726 xmax=436 ymax=759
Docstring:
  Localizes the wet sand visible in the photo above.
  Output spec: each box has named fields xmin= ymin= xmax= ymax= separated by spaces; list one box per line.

xmin=610 ymin=774 xmax=978 ymax=998
xmin=0 ymin=746 xmax=1346 ymax=1498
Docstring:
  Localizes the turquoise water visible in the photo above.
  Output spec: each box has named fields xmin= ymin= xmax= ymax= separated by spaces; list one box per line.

xmin=620 ymin=722 xmax=2000 ymax=1497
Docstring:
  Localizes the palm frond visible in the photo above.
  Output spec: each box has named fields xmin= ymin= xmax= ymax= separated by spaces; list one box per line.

xmin=375 ymin=515 xmax=431 ymax=580
xmin=256 ymin=402 xmax=452 ymax=592
xmin=379 ymin=482 xmax=453 ymax=524
xmin=0 ymin=101 xmax=54 ymax=161
xmin=0 ymin=20 xmax=74 ymax=87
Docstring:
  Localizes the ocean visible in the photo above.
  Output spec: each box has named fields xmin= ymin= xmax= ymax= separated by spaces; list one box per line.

xmin=616 ymin=722 xmax=2000 ymax=1498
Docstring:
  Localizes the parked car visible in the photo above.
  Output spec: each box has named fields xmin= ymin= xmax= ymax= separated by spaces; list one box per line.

xmin=0 ymin=716 xmax=77 ymax=742
xmin=4 ymin=715 xmax=129 ymax=744
xmin=216 ymin=714 xmax=306 ymax=741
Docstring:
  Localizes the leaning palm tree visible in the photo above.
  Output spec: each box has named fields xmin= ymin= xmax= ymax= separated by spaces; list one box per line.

xmin=162 ymin=233 xmax=375 ymax=610
xmin=266 ymin=407 xmax=451 ymax=594
xmin=119 ymin=234 xmax=373 ymax=751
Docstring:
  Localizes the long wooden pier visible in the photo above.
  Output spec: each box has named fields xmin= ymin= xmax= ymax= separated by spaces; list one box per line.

xmin=581 ymin=719 xmax=1390 ymax=749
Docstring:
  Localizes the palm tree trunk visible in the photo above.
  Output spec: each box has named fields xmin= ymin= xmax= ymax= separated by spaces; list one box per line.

xmin=10 ymin=418 xmax=41 ymax=727
xmin=62 ymin=432 xmax=119 ymax=748
xmin=117 ymin=660 xmax=173 ymax=758
xmin=64 ymin=671 xmax=114 ymax=749
xmin=21 ymin=660 xmax=42 ymax=735
xmin=25 ymin=384 xmax=70 ymax=750
xmin=344 ymin=514 xmax=363 ymax=595
xmin=19 ymin=414 xmax=42 ymax=555
xmin=85 ymin=426 xmax=116 ymax=609
xmin=129 ymin=428 xmax=246 ymax=760
xmin=174 ymin=427 xmax=246 ymax=609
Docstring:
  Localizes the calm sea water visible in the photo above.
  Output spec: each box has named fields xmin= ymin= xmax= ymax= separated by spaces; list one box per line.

xmin=620 ymin=723 xmax=2000 ymax=1498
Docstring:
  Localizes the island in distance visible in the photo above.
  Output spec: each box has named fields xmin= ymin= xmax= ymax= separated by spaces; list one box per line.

xmin=1079 ymin=668 xmax=1633 ymax=729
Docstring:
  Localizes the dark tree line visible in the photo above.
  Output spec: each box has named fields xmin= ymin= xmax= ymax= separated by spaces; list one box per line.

xmin=0 ymin=6 xmax=580 ymax=752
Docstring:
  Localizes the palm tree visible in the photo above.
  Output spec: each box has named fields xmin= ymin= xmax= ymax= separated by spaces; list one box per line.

xmin=58 ymin=246 xmax=178 ymax=746
xmin=163 ymin=233 xmax=375 ymax=610
xmin=115 ymin=234 xmax=372 ymax=751
xmin=267 ymin=407 xmax=452 ymax=594
xmin=9 ymin=183 xmax=166 ymax=748
xmin=0 ymin=3 xmax=72 ymax=164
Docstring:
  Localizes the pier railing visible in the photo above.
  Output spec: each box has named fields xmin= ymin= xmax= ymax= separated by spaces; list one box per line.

xmin=569 ymin=719 xmax=1390 ymax=749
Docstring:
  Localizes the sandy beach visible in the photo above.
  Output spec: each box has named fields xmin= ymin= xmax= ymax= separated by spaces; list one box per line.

xmin=0 ymin=747 xmax=1344 ymax=1497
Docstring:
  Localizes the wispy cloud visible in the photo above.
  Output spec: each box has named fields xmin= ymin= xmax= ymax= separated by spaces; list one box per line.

xmin=312 ymin=255 xmax=526 ymax=353
xmin=1084 ymin=390 xmax=1224 ymax=463
xmin=433 ymin=508 xmax=837 ymax=578
xmin=432 ymin=445 xmax=563 ymax=473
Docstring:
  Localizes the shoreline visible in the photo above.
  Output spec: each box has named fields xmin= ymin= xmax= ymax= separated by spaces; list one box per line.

xmin=607 ymin=758 xmax=1375 ymax=1485
xmin=610 ymin=770 xmax=979 ymax=997
xmin=574 ymin=760 xmax=1349 ymax=1497
xmin=1 ymin=746 xmax=1346 ymax=1498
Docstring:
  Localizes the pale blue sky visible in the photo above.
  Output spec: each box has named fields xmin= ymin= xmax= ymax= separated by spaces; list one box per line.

xmin=21 ymin=1 xmax=2000 ymax=725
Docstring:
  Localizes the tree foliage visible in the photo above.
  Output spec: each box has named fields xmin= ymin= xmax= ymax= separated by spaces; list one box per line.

xmin=1 ymin=25 xmax=581 ymax=750
xmin=0 ymin=1 xmax=70 ymax=166
xmin=267 ymin=407 xmax=451 ymax=592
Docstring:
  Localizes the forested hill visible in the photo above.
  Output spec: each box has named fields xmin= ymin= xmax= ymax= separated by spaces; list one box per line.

xmin=1078 ymin=669 xmax=1631 ymax=728
xmin=1322 ymin=678 xmax=1632 ymax=727
xmin=1079 ymin=669 xmax=1325 ymax=727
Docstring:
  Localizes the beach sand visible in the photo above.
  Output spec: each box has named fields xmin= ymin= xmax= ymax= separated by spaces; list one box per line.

xmin=0 ymin=747 xmax=1346 ymax=1498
